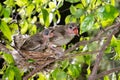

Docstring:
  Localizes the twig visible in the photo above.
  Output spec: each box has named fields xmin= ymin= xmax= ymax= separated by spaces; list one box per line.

xmin=23 ymin=59 xmax=55 ymax=80
xmin=88 ymin=23 xmax=120 ymax=80
xmin=96 ymin=67 xmax=120 ymax=79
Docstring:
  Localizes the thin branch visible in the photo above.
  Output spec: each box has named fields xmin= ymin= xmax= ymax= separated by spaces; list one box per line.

xmin=96 ymin=67 xmax=120 ymax=79
xmin=88 ymin=23 xmax=120 ymax=80
xmin=23 ymin=59 xmax=55 ymax=80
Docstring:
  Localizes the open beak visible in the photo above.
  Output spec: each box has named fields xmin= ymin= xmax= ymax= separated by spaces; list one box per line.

xmin=73 ymin=27 xmax=79 ymax=36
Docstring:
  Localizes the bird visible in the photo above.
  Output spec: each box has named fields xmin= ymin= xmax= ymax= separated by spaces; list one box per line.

xmin=49 ymin=23 xmax=79 ymax=46
xmin=48 ymin=23 xmax=79 ymax=57
xmin=20 ymin=28 xmax=54 ymax=52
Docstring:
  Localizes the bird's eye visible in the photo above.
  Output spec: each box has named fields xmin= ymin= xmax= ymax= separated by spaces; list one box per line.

xmin=44 ymin=29 xmax=49 ymax=35
xmin=69 ymin=25 xmax=73 ymax=29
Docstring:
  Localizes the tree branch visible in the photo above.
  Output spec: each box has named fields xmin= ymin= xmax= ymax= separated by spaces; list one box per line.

xmin=96 ymin=67 xmax=120 ymax=79
xmin=88 ymin=23 xmax=120 ymax=80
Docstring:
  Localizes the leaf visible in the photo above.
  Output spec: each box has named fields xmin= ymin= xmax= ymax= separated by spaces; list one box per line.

xmin=38 ymin=73 xmax=46 ymax=80
xmin=67 ymin=64 xmax=81 ymax=78
xmin=49 ymin=2 xmax=56 ymax=9
xmin=2 ymin=52 xmax=15 ymax=65
xmin=70 ymin=5 xmax=84 ymax=18
xmin=15 ymin=0 xmax=28 ymax=7
xmin=96 ymin=5 xmax=119 ymax=27
xmin=81 ymin=0 xmax=90 ymax=7
xmin=2 ymin=65 xmax=22 ymax=80
xmin=51 ymin=68 xmax=67 ymax=80
xmin=65 ymin=15 xmax=77 ymax=24
xmin=53 ymin=10 xmax=61 ymax=24
xmin=111 ymin=0 xmax=115 ymax=6
xmin=41 ymin=8 xmax=50 ymax=27
xmin=65 ymin=0 xmax=80 ymax=3
xmin=26 ymin=4 xmax=35 ymax=16
xmin=61 ymin=60 xmax=69 ymax=70
xmin=0 ymin=21 xmax=12 ymax=41
xmin=80 ymin=14 xmax=95 ymax=33
xmin=3 ymin=7 xmax=11 ymax=18
xmin=4 ymin=0 xmax=15 ymax=7
xmin=20 ymin=21 xmax=29 ymax=34
xmin=2 ymin=66 xmax=15 ymax=80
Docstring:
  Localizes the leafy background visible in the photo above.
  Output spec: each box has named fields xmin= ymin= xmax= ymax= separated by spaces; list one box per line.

xmin=0 ymin=0 xmax=120 ymax=80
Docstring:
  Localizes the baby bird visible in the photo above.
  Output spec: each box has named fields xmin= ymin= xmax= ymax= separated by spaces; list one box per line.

xmin=20 ymin=29 xmax=54 ymax=52
xmin=48 ymin=23 xmax=79 ymax=57
xmin=49 ymin=23 xmax=79 ymax=46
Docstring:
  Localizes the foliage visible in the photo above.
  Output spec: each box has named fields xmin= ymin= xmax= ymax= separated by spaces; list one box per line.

xmin=0 ymin=0 xmax=120 ymax=80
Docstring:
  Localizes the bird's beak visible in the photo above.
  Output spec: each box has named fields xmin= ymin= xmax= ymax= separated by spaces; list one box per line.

xmin=73 ymin=27 xmax=79 ymax=36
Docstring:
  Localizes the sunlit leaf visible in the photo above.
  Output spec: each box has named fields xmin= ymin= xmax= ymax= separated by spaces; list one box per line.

xmin=67 ymin=64 xmax=81 ymax=78
xmin=4 ymin=0 xmax=15 ymax=7
xmin=9 ymin=23 xmax=18 ymax=34
xmin=15 ymin=0 xmax=28 ymax=7
xmin=38 ymin=73 xmax=46 ymax=80
xmin=20 ymin=21 xmax=29 ymax=34
xmin=26 ymin=4 xmax=35 ymax=16
xmin=2 ymin=66 xmax=14 ymax=80
xmin=65 ymin=0 xmax=80 ymax=3
xmin=53 ymin=10 xmax=61 ymax=24
xmin=96 ymin=5 xmax=119 ymax=27
xmin=49 ymin=2 xmax=56 ymax=9
xmin=111 ymin=0 xmax=115 ymax=6
xmin=81 ymin=0 xmax=90 ymax=7
xmin=0 ymin=21 xmax=12 ymax=41
xmin=2 ymin=65 xmax=22 ymax=80
xmin=80 ymin=14 xmax=95 ymax=33
xmin=65 ymin=15 xmax=77 ymax=24
xmin=2 ymin=52 xmax=15 ymax=65
xmin=28 ymin=25 xmax=37 ymax=35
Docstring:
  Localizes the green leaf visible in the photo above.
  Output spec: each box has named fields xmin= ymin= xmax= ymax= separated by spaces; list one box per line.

xmin=2 ymin=65 xmax=22 ymax=80
xmin=3 ymin=7 xmax=11 ymax=18
xmin=65 ymin=15 xmax=77 ymax=24
xmin=65 ymin=0 xmax=80 ymax=3
xmin=13 ymin=66 xmax=22 ymax=80
xmin=15 ymin=0 xmax=28 ymax=7
xmin=61 ymin=60 xmax=69 ymax=70
xmin=96 ymin=5 xmax=119 ymax=27
xmin=111 ymin=0 xmax=115 ymax=6
xmin=49 ymin=2 xmax=56 ymax=9
xmin=53 ymin=10 xmax=61 ymax=24
xmin=0 ymin=3 xmax=3 ymax=13
xmin=26 ymin=4 xmax=35 ymax=16
xmin=2 ymin=66 xmax=14 ymax=80
xmin=9 ymin=23 xmax=18 ymax=34
xmin=67 ymin=64 xmax=81 ymax=78
xmin=80 ymin=14 xmax=95 ymax=33
xmin=2 ymin=52 xmax=15 ymax=65
xmin=70 ymin=5 xmax=84 ymax=18
xmin=28 ymin=25 xmax=37 ymax=35
xmin=4 ymin=0 xmax=15 ymax=7
xmin=51 ymin=68 xmax=67 ymax=80
xmin=20 ymin=21 xmax=29 ymax=34
xmin=38 ymin=73 xmax=46 ymax=80
xmin=41 ymin=8 xmax=50 ymax=27
xmin=0 ymin=21 xmax=12 ymax=41
xmin=81 ymin=0 xmax=90 ymax=7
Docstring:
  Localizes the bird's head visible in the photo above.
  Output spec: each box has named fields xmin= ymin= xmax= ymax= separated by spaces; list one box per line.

xmin=66 ymin=23 xmax=79 ymax=36
xmin=42 ymin=28 xmax=54 ymax=39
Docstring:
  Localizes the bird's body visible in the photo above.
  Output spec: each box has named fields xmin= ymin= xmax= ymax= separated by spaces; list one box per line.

xmin=49 ymin=23 xmax=79 ymax=46
xmin=20 ymin=29 xmax=54 ymax=52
